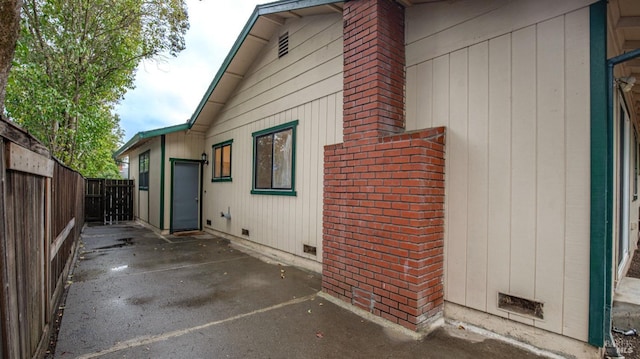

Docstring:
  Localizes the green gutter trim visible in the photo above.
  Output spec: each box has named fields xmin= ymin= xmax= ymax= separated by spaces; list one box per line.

xmin=187 ymin=0 xmax=342 ymax=127
xmin=160 ymin=135 xmax=166 ymax=230
xmin=256 ymin=0 xmax=343 ymax=15
xmin=114 ymin=123 xmax=189 ymax=159
xmin=588 ymin=0 xmax=607 ymax=347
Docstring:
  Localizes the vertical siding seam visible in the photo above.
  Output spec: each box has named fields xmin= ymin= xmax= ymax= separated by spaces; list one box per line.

xmin=483 ymin=41 xmax=490 ymax=312
xmin=485 ymin=41 xmax=492 ymax=311
xmin=561 ymin=14 xmax=569 ymax=335
xmin=465 ymin=47 xmax=471 ymax=307
xmin=443 ymin=55 xmax=450 ymax=301
xmin=533 ymin=22 xmax=539 ymax=314
xmin=508 ymin=34 xmax=514 ymax=299
xmin=507 ymin=33 xmax=513 ymax=308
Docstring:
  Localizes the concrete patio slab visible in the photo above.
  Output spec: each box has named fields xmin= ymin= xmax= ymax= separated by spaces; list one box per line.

xmin=53 ymin=223 xmax=546 ymax=359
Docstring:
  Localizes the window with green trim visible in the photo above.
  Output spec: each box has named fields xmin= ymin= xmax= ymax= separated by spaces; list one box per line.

xmin=139 ymin=150 xmax=150 ymax=190
xmin=212 ymin=140 xmax=232 ymax=182
xmin=252 ymin=120 xmax=298 ymax=196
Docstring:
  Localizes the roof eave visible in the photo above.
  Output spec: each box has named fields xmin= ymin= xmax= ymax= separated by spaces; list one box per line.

xmin=187 ymin=0 xmax=342 ymax=128
xmin=114 ymin=123 xmax=190 ymax=159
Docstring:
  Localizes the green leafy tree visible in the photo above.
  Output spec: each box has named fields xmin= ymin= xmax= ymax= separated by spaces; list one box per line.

xmin=5 ymin=0 xmax=188 ymax=177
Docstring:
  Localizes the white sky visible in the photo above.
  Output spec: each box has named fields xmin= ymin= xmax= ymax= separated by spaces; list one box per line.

xmin=115 ymin=0 xmax=263 ymax=141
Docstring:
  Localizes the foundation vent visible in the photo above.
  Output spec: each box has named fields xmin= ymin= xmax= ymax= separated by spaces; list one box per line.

xmin=303 ymin=244 xmax=316 ymax=255
xmin=498 ymin=292 xmax=543 ymax=319
xmin=241 ymin=228 xmax=249 ymax=236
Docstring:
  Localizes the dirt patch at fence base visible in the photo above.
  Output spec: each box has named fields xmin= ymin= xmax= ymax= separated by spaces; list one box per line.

xmin=43 ymin=282 xmax=71 ymax=358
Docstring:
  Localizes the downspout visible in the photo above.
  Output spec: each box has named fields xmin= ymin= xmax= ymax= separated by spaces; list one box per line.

xmin=199 ymin=160 xmax=204 ymax=231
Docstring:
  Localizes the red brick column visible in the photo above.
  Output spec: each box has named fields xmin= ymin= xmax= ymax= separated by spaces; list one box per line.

xmin=322 ymin=0 xmax=446 ymax=332
xmin=343 ymin=0 xmax=405 ymax=144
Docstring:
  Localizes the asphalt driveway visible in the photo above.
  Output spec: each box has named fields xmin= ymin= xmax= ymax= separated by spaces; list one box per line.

xmin=52 ymin=223 xmax=545 ymax=359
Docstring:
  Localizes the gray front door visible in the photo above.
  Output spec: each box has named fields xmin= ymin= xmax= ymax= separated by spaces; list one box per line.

xmin=172 ymin=161 xmax=200 ymax=232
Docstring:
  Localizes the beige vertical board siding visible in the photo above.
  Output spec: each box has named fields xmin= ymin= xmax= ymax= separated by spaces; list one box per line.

xmin=198 ymin=14 xmax=338 ymax=264
xmin=416 ymin=60 xmax=434 ymax=130
xmin=432 ymin=56 xmax=450 ymax=129
xmin=534 ymin=16 xmax=566 ymax=334
xmin=405 ymin=0 xmax=595 ymax=67
xmin=205 ymin=95 xmax=340 ymax=261
xmin=309 ymin=99 xmax=320 ymax=252
xmin=465 ymin=42 xmax=489 ymax=312
xmin=149 ymin=138 xmax=162 ymax=228
xmin=509 ymin=25 xmax=537 ymax=322
xmin=302 ymin=102 xmax=312 ymax=254
xmin=130 ymin=155 xmax=140 ymax=218
xmin=562 ymin=8 xmax=590 ymax=341
xmin=325 ymin=94 xmax=336 ymax=145
xmin=406 ymin=66 xmax=418 ymax=132
xmin=336 ymin=92 xmax=343 ymax=143
xmin=315 ymin=96 xmax=327 ymax=257
xmin=486 ymin=34 xmax=511 ymax=318
xmin=431 ymin=54 xmax=450 ymax=299
xmin=446 ymin=48 xmax=469 ymax=305
xmin=164 ymin=132 xmax=204 ymax=230
xmin=404 ymin=0 xmax=592 ymax=340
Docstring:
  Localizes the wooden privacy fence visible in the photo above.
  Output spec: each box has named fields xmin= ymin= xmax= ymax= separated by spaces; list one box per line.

xmin=85 ymin=178 xmax=134 ymax=224
xmin=0 ymin=118 xmax=85 ymax=359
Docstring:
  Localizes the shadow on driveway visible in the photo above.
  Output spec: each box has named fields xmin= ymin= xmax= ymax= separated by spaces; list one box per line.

xmin=52 ymin=223 xmax=544 ymax=358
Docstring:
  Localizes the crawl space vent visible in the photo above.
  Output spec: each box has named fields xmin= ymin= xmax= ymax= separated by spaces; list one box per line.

xmin=303 ymin=244 xmax=316 ymax=256
xmin=498 ymin=292 xmax=543 ymax=319
xmin=278 ymin=32 xmax=289 ymax=58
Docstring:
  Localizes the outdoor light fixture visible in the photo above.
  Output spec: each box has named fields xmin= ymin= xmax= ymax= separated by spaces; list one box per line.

xmin=617 ymin=76 xmax=636 ymax=92
xmin=201 ymin=152 xmax=208 ymax=165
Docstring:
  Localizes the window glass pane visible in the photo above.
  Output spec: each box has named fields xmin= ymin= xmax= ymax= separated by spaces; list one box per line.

xmin=139 ymin=151 xmax=149 ymax=189
xmin=214 ymin=147 xmax=222 ymax=178
xmin=222 ymin=145 xmax=231 ymax=177
xmin=272 ymin=129 xmax=292 ymax=189
xmin=255 ymin=135 xmax=273 ymax=189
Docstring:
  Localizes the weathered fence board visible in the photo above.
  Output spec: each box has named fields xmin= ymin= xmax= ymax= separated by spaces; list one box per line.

xmin=5 ymin=167 xmax=47 ymax=357
xmin=0 ymin=118 xmax=85 ymax=359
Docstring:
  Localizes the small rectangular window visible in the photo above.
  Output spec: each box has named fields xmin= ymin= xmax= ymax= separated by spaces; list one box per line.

xmin=212 ymin=140 xmax=232 ymax=182
xmin=252 ymin=120 xmax=298 ymax=196
xmin=139 ymin=151 xmax=150 ymax=190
